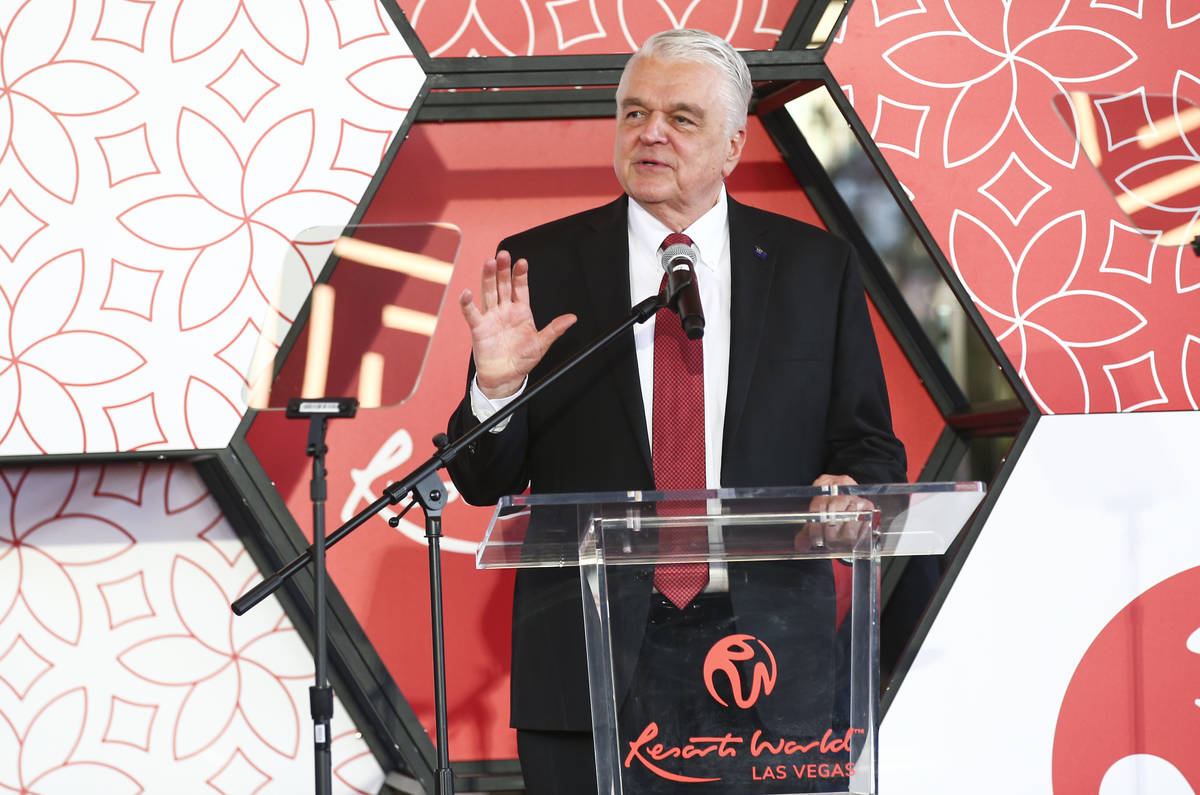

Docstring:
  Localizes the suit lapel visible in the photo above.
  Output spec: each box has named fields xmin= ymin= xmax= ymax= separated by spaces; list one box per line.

xmin=723 ymin=198 xmax=775 ymax=470
xmin=572 ymin=196 xmax=775 ymax=482
xmin=577 ymin=196 xmax=653 ymax=476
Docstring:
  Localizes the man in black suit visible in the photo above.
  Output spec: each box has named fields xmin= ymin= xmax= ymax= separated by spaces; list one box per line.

xmin=447 ymin=28 xmax=906 ymax=793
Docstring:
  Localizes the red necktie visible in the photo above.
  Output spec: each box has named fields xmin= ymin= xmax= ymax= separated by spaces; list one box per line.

xmin=652 ymin=232 xmax=708 ymax=609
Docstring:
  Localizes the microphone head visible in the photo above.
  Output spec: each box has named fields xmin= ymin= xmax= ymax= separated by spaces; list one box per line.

xmin=658 ymin=233 xmax=697 ymax=272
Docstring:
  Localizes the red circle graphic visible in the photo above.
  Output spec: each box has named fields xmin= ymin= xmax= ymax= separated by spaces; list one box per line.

xmin=1053 ymin=565 xmax=1200 ymax=793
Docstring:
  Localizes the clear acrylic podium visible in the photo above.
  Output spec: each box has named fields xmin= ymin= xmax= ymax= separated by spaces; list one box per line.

xmin=477 ymin=483 xmax=984 ymax=795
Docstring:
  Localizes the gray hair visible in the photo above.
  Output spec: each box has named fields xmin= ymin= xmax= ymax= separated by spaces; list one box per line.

xmin=623 ymin=28 xmax=752 ymax=136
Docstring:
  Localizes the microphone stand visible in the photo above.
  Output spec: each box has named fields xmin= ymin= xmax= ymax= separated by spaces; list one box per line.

xmin=231 ymin=284 xmax=682 ymax=795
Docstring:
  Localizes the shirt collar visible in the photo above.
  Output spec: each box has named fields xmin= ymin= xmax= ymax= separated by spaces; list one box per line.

xmin=628 ymin=186 xmax=729 ymax=274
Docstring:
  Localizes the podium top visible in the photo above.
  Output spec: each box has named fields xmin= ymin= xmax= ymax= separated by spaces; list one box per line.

xmin=476 ymin=482 xmax=985 ymax=569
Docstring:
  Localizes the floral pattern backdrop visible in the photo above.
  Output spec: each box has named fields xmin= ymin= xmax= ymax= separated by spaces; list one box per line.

xmin=0 ymin=0 xmax=417 ymax=789
xmin=0 ymin=463 xmax=381 ymax=793
xmin=828 ymin=0 xmax=1200 ymax=414
xmin=0 ymin=0 xmax=421 ymax=456
xmin=2 ymin=0 xmax=1199 ymax=791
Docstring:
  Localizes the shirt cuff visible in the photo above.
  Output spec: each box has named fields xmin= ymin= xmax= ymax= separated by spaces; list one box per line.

xmin=469 ymin=376 xmax=527 ymax=433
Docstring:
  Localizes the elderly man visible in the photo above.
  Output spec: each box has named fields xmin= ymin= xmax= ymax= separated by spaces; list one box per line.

xmin=447 ymin=28 xmax=906 ymax=793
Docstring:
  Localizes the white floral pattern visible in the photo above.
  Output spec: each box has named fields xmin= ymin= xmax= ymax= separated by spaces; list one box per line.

xmin=0 ymin=463 xmax=382 ymax=793
xmin=0 ymin=0 xmax=138 ymax=202
xmin=0 ymin=0 xmax=422 ymax=456
xmin=1 ymin=251 xmax=147 ymax=452
xmin=0 ymin=467 xmax=136 ymax=644
xmin=118 ymin=556 xmax=310 ymax=759
xmin=0 ymin=688 xmax=143 ymax=794
xmin=117 ymin=108 xmax=356 ymax=333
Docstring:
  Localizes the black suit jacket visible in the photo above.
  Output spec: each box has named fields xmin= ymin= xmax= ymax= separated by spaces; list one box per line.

xmin=448 ymin=195 xmax=906 ymax=731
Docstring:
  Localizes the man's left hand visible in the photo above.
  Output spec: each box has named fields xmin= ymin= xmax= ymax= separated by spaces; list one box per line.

xmin=800 ymin=474 xmax=875 ymax=553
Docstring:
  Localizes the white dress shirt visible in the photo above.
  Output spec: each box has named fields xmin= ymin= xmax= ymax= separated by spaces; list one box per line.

xmin=470 ymin=189 xmax=733 ymax=485
xmin=626 ymin=188 xmax=731 ymax=491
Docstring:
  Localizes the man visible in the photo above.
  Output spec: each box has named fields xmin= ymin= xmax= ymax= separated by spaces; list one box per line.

xmin=447 ymin=29 xmax=906 ymax=793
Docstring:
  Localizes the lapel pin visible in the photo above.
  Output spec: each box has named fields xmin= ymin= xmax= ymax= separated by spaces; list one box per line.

xmin=754 ymin=245 xmax=767 ymax=260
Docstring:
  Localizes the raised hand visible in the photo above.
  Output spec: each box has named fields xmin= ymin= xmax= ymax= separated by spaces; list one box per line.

xmin=458 ymin=250 xmax=577 ymax=399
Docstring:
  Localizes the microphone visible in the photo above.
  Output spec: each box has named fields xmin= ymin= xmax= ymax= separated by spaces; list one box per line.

xmin=658 ymin=234 xmax=705 ymax=339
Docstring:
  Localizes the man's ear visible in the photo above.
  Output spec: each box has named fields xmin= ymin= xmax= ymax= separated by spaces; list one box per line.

xmin=723 ymin=127 xmax=747 ymax=177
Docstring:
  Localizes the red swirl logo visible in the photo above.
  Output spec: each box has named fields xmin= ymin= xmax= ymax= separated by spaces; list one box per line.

xmin=703 ymin=634 xmax=777 ymax=709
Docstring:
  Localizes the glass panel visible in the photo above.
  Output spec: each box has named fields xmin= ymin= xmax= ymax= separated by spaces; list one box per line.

xmin=783 ymin=85 xmax=1020 ymax=411
xmin=806 ymin=0 xmax=849 ymax=49
xmin=957 ymin=434 xmax=1017 ymax=483
xmin=245 ymin=223 xmax=461 ymax=409
xmin=476 ymin=483 xmax=984 ymax=569
xmin=1056 ymin=90 xmax=1200 ymax=247
xmin=576 ymin=489 xmax=889 ymax=794
xmin=584 ymin=552 xmax=873 ymax=794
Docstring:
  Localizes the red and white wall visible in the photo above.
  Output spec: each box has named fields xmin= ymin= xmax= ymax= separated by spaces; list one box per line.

xmin=827 ymin=2 xmax=1200 ymax=792
xmin=826 ymin=3 xmax=1200 ymax=792
xmin=0 ymin=464 xmax=382 ymax=793
xmin=1 ymin=0 xmax=417 ymax=790
xmin=2 ymin=1 xmax=1198 ymax=793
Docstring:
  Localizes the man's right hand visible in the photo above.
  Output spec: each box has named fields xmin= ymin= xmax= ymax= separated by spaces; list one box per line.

xmin=458 ymin=250 xmax=577 ymax=399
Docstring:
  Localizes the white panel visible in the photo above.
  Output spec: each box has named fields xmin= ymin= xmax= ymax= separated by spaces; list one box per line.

xmin=881 ymin=412 xmax=1200 ymax=794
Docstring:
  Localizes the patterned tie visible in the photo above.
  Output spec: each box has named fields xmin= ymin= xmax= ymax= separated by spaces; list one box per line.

xmin=652 ymin=233 xmax=709 ymax=609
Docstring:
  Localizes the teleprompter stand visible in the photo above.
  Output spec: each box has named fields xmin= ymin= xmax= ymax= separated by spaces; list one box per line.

xmin=283 ymin=396 xmax=359 ymax=795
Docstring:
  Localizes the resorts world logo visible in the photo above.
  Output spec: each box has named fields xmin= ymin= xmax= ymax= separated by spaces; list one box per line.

xmin=703 ymin=633 xmax=778 ymax=708
xmin=623 ymin=633 xmax=861 ymax=785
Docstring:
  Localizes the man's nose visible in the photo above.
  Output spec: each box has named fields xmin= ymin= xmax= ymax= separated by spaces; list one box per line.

xmin=639 ymin=112 xmax=669 ymax=143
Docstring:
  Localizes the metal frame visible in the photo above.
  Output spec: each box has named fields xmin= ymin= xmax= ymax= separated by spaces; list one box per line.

xmin=777 ymin=0 xmax=853 ymax=51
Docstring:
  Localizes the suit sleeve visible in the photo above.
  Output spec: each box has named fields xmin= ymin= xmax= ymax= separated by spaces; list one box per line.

xmin=445 ymin=365 xmax=532 ymax=505
xmin=821 ymin=246 xmax=908 ymax=484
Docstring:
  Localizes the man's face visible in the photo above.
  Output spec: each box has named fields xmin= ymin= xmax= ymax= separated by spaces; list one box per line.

xmin=613 ymin=55 xmax=746 ymax=231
